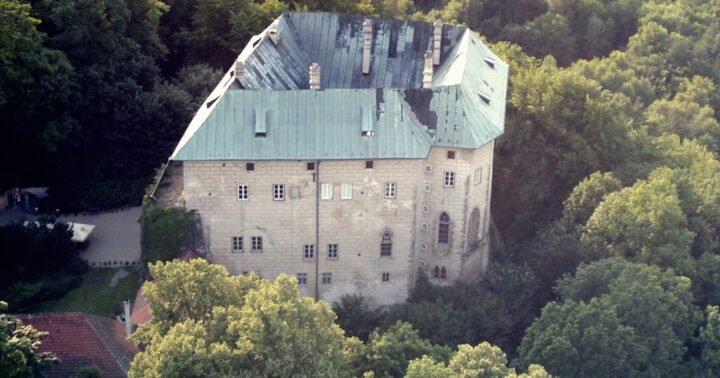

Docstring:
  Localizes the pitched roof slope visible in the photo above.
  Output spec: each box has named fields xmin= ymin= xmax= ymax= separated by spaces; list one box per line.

xmin=16 ymin=313 xmax=138 ymax=378
xmin=171 ymin=12 xmax=508 ymax=161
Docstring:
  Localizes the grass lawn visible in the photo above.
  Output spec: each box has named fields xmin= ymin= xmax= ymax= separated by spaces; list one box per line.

xmin=30 ymin=267 xmax=140 ymax=317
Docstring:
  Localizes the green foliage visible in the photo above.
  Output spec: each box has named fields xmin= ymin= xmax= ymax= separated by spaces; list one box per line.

xmin=562 ymin=172 xmax=623 ymax=225
xmin=385 ymin=262 xmax=541 ymax=353
xmin=520 ymin=258 xmax=701 ymax=377
xmin=73 ymin=366 xmax=103 ymax=378
xmin=493 ymin=55 xmax=633 ymax=238
xmin=0 ymin=220 xmax=87 ymax=311
xmin=405 ymin=342 xmax=551 ymax=378
xmin=333 ymin=295 xmax=383 ymax=341
xmin=130 ymin=260 xmax=348 ymax=377
xmin=500 ymin=13 xmax=577 ymax=66
xmin=140 ymin=203 xmax=196 ymax=264
xmin=0 ymin=301 xmax=58 ymax=377
xmin=582 ymin=172 xmax=695 ymax=274
xmin=701 ymin=306 xmax=720 ymax=375
xmin=361 ymin=321 xmax=451 ymax=378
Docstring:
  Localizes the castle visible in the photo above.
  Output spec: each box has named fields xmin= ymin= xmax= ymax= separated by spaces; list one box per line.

xmin=167 ymin=12 xmax=508 ymax=306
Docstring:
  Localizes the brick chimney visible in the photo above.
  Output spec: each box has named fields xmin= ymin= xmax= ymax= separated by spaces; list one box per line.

xmin=433 ymin=19 xmax=442 ymax=65
xmin=268 ymin=28 xmax=280 ymax=45
xmin=309 ymin=63 xmax=321 ymax=90
xmin=362 ymin=18 xmax=372 ymax=75
xmin=423 ymin=50 xmax=433 ymax=89
xmin=235 ymin=60 xmax=244 ymax=79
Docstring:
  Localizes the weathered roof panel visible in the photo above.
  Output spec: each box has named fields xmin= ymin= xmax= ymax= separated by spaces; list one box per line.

xmin=171 ymin=12 xmax=508 ymax=161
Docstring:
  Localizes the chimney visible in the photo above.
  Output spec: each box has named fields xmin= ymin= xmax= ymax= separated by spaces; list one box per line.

xmin=309 ymin=63 xmax=321 ymax=90
xmin=123 ymin=300 xmax=132 ymax=337
xmin=268 ymin=28 xmax=280 ymax=45
xmin=433 ymin=19 xmax=442 ymax=65
xmin=234 ymin=60 xmax=244 ymax=79
xmin=362 ymin=18 xmax=372 ymax=75
xmin=423 ymin=50 xmax=433 ymax=89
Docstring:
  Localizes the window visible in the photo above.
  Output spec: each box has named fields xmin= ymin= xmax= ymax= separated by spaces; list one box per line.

xmin=296 ymin=273 xmax=307 ymax=285
xmin=322 ymin=272 xmax=332 ymax=284
xmin=328 ymin=244 xmax=338 ymax=259
xmin=307 ymin=162 xmax=315 ymax=171
xmin=242 ymin=271 xmax=249 ymax=276
xmin=474 ymin=168 xmax=482 ymax=185
xmin=321 ymin=184 xmax=333 ymax=200
xmin=422 ymin=204 xmax=430 ymax=214
xmin=304 ymin=244 xmax=315 ymax=259
xmin=382 ymin=273 xmax=390 ymax=282
xmin=273 ymin=184 xmax=285 ymax=200
xmin=484 ymin=57 xmax=496 ymax=68
xmin=384 ymin=182 xmax=396 ymax=198
xmin=246 ymin=162 xmax=255 ymax=171
xmin=421 ymin=223 xmax=429 ymax=232
xmin=231 ymin=237 xmax=243 ymax=252
xmin=478 ymin=92 xmax=491 ymax=105
xmin=365 ymin=160 xmax=374 ymax=169
xmin=447 ymin=150 xmax=456 ymax=159
xmin=438 ymin=212 xmax=450 ymax=244
xmin=341 ymin=183 xmax=352 ymax=199
xmin=433 ymin=266 xmax=440 ymax=278
xmin=424 ymin=184 xmax=431 ymax=193
xmin=425 ymin=164 xmax=432 ymax=173
xmin=420 ymin=241 xmax=428 ymax=250
xmin=238 ymin=185 xmax=248 ymax=200
xmin=380 ymin=231 xmax=392 ymax=256
xmin=251 ymin=236 xmax=262 ymax=252
xmin=444 ymin=171 xmax=455 ymax=187
xmin=441 ymin=266 xmax=447 ymax=279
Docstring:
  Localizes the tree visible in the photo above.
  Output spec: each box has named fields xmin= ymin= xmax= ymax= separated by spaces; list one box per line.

xmin=405 ymin=342 xmax=551 ymax=378
xmin=701 ymin=305 xmax=720 ymax=375
xmin=361 ymin=321 xmax=451 ymax=378
xmin=562 ymin=172 xmax=622 ymax=225
xmin=500 ymin=13 xmax=577 ymax=66
xmin=130 ymin=260 xmax=349 ymax=377
xmin=582 ymin=171 xmax=696 ymax=274
xmin=493 ymin=56 xmax=633 ymax=239
xmin=0 ymin=301 xmax=57 ymax=376
xmin=519 ymin=258 xmax=701 ymax=377
xmin=333 ymin=295 xmax=383 ymax=341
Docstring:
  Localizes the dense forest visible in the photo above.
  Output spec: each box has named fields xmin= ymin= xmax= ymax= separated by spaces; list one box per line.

xmin=2 ymin=0 xmax=720 ymax=376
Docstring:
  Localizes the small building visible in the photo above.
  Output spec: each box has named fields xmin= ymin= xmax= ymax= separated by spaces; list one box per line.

xmin=166 ymin=12 xmax=508 ymax=306
xmin=16 ymin=313 xmax=138 ymax=378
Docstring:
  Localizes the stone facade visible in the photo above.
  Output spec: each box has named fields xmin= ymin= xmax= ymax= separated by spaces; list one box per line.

xmin=183 ymin=142 xmax=494 ymax=306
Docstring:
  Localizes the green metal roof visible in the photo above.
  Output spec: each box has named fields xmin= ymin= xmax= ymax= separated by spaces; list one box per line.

xmin=171 ymin=12 xmax=508 ymax=161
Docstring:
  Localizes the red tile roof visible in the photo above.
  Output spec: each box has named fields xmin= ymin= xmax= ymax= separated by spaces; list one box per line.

xmin=16 ymin=313 xmax=138 ymax=378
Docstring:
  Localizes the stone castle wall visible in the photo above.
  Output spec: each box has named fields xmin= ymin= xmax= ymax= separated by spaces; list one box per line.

xmin=182 ymin=143 xmax=494 ymax=306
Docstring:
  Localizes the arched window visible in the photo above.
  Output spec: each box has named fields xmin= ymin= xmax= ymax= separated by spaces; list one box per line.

xmin=433 ymin=266 xmax=440 ymax=278
xmin=468 ymin=207 xmax=481 ymax=249
xmin=438 ymin=212 xmax=450 ymax=244
xmin=440 ymin=266 xmax=447 ymax=279
xmin=380 ymin=230 xmax=392 ymax=256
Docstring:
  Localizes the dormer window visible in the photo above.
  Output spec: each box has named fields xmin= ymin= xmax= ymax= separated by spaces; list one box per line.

xmin=478 ymin=92 xmax=491 ymax=105
xmin=484 ymin=57 xmax=496 ymax=68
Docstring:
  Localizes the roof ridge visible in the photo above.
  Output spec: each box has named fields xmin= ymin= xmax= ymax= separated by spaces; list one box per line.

xmin=83 ymin=314 xmax=134 ymax=374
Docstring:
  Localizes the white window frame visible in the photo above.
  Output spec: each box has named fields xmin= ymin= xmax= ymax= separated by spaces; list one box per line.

xmin=231 ymin=236 xmax=243 ymax=252
xmin=424 ymin=184 xmax=431 ymax=193
xmin=340 ymin=183 xmax=352 ymax=200
xmin=304 ymin=244 xmax=315 ymax=259
xmin=424 ymin=164 xmax=432 ymax=174
xmin=382 ymin=272 xmax=390 ymax=282
xmin=421 ymin=223 xmax=429 ymax=232
xmin=251 ymin=236 xmax=262 ymax=252
xmin=384 ymin=182 xmax=397 ymax=199
xmin=474 ymin=168 xmax=482 ymax=185
xmin=237 ymin=185 xmax=248 ymax=200
xmin=296 ymin=273 xmax=307 ymax=285
xmin=420 ymin=241 xmax=428 ymax=250
xmin=321 ymin=184 xmax=333 ymax=200
xmin=422 ymin=204 xmax=430 ymax=214
xmin=321 ymin=272 xmax=332 ymax=285
xmin=273 ymin=184 xmax=285 ymax=200
xmin=328 ymin=244 xmax=338 ymax=259
xmin=444 ymin=171 xmax=455 ymax=187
